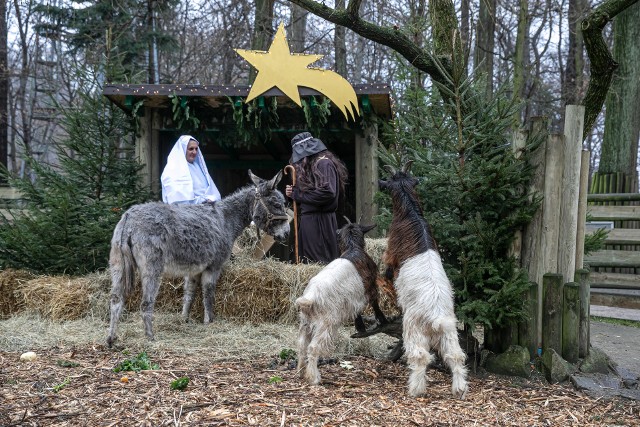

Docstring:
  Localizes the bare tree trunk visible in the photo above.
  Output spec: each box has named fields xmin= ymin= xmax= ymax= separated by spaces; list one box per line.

xmin=563 ymin=0 xmax=587 ymax=106
xmin=290 ymin=3 xmax=308 ymax=53
xmin=460 ymin=0 xmax=471 ymax=52
xmin=12 ymin=0 xmax=33 ymax=166
xmin=249 ymin=0 xmax=275 ymax=84
xmin=599 ymin=1 xmax=640 ymax=186
xmin=0 ymin=0 xmax=7 ymax=175
xmin=475 ymin=0 xmax=496 ymax=97
xmin=513 ymin=0 xmax=528 ymax=109
xmin=581 ymin=0 xmax=639 ymax=139
xmin=334 ymin=0 xmax=347 ymax=77
xmin=148 ymin=0 xmax=159 ymax=84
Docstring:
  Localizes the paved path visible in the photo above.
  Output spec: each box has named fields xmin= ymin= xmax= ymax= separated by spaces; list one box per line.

xmin=590 ymin=306 xmax=640 ymax=377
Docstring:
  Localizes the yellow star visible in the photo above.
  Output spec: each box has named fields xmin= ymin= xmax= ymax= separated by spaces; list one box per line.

xmin=235 ymin=23 xmax=323 ymax=106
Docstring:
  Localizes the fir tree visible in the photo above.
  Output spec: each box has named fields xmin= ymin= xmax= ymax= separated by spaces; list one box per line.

xmin=378 ymin=63 xmax=542 ymax=330
xmin=0 ymin=86 xmax=152 ymax=275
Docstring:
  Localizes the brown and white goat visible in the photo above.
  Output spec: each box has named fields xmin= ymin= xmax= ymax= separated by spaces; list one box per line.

xmin=296 ymin=220 xmax=388 ymax=385
xmin=380 ymin=161 xmax=468 ymax=399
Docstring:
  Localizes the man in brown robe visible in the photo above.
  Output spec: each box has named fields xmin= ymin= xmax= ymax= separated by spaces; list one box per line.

xmin=285 ymin=132 xmax=348 ymax=264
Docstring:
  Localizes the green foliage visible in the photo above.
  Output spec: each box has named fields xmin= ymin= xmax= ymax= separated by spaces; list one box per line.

xmin=0 ymin=86 xmax=153 ymax=275
xmin=278 ymin=348 xmax=296 ymax=361
xmin=301 ymin=96 xmax=331 ymax=136
xmin=584 ymin=227 xmax=609 ymax=255
xmin=268 ymin=375 xmax=283 ymax=384
xmin=52 ymin=377 xmax=71 ymax=393
xmin=56 ymin=359 xmax=80 ymax=368
xmin=113 ymin=352 xmax=159 ymax=373
xmin=169 ymin=93 xmax=201 ymax=131
xmin=378 ymin=63 xmax=541 ymax=330
xmin=170 ymin=377 xmax=190 ymax=391
xmin=229 ymin=97 xmax=279 ymax=147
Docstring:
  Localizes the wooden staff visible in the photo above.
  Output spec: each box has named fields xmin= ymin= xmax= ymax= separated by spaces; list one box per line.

xmin=284 ymin=165 xmax=299 ymax=263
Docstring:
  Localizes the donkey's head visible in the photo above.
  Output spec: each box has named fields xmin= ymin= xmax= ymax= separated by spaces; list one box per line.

xmin=249 ymin=169 xmax=290 ymax=242
xmin=337 ymin=216 xmax=376 ymax=253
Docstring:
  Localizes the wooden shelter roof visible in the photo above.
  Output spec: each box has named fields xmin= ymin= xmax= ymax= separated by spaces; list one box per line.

xmin=102 ymin=83 xmax=393 ymax=119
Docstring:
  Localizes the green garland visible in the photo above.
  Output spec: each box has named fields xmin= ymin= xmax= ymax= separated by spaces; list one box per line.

xmin=301 ymin=96 xmax=331 ymax=136
xmin=169 ymin=93 xmax=201 ymax=131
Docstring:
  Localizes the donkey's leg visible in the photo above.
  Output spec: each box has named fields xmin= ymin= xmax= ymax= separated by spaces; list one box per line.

xmin=107 ymin=263 xmax=125 ymax=348
xmin=140 ymin=271 xmax=162 ymax=341
xmin=437 ymin=322 xmax=469 ymax=399
xmin=404 ymin=322 xmax=434 ymax=397
xmin=181 ymin=274 xmax=200 ymax=322
xmin=202 ymin=268 xmax=222 ymax=323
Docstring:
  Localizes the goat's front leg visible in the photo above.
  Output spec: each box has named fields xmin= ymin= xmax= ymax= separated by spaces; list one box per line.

xmin=354 ymin=314 xmax=367 ymax=333
xmin=201 ymin=269 xmax=222 ymax=323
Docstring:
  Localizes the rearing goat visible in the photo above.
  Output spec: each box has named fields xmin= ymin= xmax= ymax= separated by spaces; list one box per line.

xmin=380 ymin=161 xmax=468 ymax=399
xmin=296 ymin=220 xmax=388 ymax=385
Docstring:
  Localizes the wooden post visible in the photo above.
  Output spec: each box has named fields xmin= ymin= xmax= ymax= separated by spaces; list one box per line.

xmin=509 ymin=129 xmax=527 ymax=264
xmin=520 ymin=116 xmax=549 ymax=350
xmin=542 ymin=273 xmax=564 ymax=354
xmin=355 ymin=123 xmax=378 ymax=235
xmin=575 ymin=150 xmax=591 ymax=270
xmin=557 ymin=105 xmax=585 ymax=283
xmin=562 ymin=282 xmax=580 ymax=363
xmin=574 ymin=268 xmax=591 ymax=358
xmin=518 ymin=282 xmax=539 ymax=358
xmin=135 ymin=112 xmax=152 ymax=189
xmin=540 ymin=134 xmax=564 ymax=287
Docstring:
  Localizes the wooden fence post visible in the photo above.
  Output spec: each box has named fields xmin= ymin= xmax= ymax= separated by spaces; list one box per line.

xmin=542 ymin=273 xmax=564 ymax=354
xmin=557 ymin=105 xmax=585 ymax=284
xmin=520 ymin=116 xmax=549 ymax=351
xmin=518 ymin=282 xmax=539 ymax=358
xmin=562 ymin=282 xmax=580 ymax=363
xmin=575 ymin=150 xmax=591 ymax=270
xmin=574 ymin=268 xmax=591 ymax=358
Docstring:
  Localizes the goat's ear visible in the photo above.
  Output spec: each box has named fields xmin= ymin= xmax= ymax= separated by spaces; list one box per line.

xmin=248 ymin=169 xmax=262 ymax=187
xmin=378 ymin=179 xmax=388 ymax=190
xmin=411 ymin=177 xmax=419 ymax=187
xmin=267 ymin=169 xmax=283 ymax=190
xmin=361 ymin=224 xmax=376 ymax=234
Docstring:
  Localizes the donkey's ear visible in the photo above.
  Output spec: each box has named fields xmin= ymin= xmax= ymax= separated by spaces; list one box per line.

xmin=267 ymin=169 xmax=284 ymax=190
xmin=248 ymin=169 xmax=262 ymax=187
xmin=361 ymin=224 xmax=376 ymax=234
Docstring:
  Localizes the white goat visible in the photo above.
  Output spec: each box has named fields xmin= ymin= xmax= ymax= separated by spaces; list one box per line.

xmin=296 ymin=221 xmax=387 ymax=385
xmin=380 ymin=161 xmax=468 ymax=399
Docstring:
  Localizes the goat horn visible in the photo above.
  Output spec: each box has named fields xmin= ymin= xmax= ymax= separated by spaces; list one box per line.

xmin=343 ymin=215 xmax=352 ymax=224
xmin=402 ymin=160 xmax=414 ymax=174
xmin=383 ymin=165 xmax=396 ymax=175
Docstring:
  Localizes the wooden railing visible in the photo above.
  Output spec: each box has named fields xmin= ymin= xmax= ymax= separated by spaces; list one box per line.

xmin=584 ymin=193 xmax=640 ymax=309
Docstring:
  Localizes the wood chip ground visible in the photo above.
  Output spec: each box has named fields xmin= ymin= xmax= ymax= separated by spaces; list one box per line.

xmin=1 ymin=346 xmax=638 ymax=426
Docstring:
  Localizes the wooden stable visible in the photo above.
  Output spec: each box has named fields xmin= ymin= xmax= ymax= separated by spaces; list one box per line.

xmin=103 ymin=83 xmax=393 ymax=243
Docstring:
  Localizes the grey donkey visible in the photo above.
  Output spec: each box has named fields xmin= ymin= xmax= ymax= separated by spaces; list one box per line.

xmin=107 ymin=170 xmax=290 ymax=347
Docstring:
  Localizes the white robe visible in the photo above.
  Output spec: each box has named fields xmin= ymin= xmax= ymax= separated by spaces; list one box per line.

xmin=161 ymin=135 xmax=222 ymax=204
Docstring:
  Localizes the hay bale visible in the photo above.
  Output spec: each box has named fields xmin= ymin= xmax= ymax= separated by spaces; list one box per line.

xmin=0 ymin=269 xmax=35 ymax=317
xmin=8 ymin=235 xmax=396 ymax=324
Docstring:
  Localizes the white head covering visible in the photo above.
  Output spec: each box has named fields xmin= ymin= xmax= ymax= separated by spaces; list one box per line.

xmin=161 ymin=135 xmax=222 ymax=204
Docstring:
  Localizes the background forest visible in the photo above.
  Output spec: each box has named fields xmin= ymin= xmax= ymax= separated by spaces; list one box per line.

xmin=2 ymin=0 xmax=638 ymax=181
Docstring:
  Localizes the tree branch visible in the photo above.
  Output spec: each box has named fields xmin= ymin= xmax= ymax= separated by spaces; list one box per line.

xmin=287 ymin=0 xmax=442 ymax=79
xmin=581 ymin=0 xmax=639 ymax=138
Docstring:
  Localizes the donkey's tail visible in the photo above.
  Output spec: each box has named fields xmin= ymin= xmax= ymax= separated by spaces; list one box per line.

xmin=110 ymin=212 xmax=136 ymax=298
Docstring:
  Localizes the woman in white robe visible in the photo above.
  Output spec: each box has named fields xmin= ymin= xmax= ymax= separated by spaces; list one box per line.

xmin=161 ymin=135 xmax=221 ymax=204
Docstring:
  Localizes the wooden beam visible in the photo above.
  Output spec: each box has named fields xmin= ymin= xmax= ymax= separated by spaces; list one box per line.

xmin=584 ymin=249 xmax=640 ymax=268
xmin=587 ymin=205 xmax=640 ymax=221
